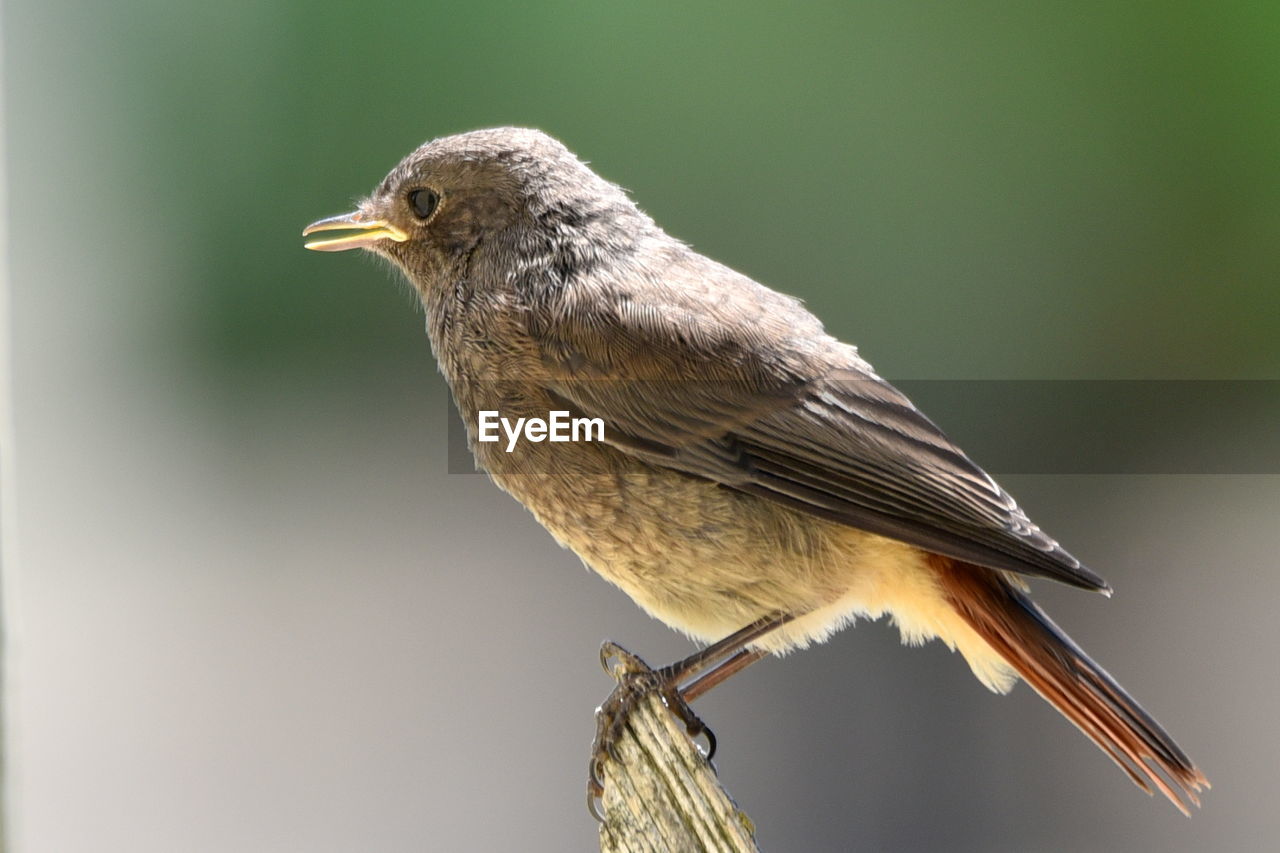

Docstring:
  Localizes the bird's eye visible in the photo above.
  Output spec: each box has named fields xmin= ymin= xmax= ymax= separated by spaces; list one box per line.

xmin=408 ymin=188 xmax=440 ymax=220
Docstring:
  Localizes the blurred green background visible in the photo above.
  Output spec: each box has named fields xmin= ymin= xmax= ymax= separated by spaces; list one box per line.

xmin=5 ymin=1 xmax=1278 ymax=851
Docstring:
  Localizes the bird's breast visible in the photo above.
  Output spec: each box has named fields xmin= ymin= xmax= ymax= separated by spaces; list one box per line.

xmin=454 ymin=385 xmax=851 ymax=638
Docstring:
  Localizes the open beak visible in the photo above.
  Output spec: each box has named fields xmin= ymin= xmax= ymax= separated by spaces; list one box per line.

xmin=302 ymin=211 xmax=410 ymax=252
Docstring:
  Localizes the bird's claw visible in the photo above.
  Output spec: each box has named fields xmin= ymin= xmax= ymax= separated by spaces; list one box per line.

xmin=680 ymin=712 xmax=717 ymax=762
xmin=587 ymin=641 xmax=719 ymax=821
xmin=598 ymin=640 xmax=649 ymax=679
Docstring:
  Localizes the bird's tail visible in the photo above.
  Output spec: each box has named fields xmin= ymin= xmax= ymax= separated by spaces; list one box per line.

xmin=929 ymin=554 xmax=1209 ymax=814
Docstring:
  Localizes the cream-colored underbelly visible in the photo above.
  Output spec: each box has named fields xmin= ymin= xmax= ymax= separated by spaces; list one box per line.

xmin=488 ymin=451 xmax=1016 ymax=693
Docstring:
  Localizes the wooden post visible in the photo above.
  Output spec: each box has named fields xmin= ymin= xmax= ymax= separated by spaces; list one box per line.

xmin=597 ymin=692 xmax=761 ymax=853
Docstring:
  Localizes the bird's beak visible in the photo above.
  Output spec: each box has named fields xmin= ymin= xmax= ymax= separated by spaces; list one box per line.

xmin=302 ymin=210 xmax=410 ymax=252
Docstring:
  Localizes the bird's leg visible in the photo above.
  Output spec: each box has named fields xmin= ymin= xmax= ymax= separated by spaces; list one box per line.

xmin=678 ymin=647 xmax=769 ymax=704
xmin=587 ymin=610 xmax=796 ymax=819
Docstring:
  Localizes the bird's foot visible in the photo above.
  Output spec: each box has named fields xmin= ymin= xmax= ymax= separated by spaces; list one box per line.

xmin=587 ymin=640 xmax=716 ymax=821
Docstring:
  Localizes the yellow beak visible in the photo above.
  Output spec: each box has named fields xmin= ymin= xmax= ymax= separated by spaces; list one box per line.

xmin=302 ymin=211 xmax=410 ymax=252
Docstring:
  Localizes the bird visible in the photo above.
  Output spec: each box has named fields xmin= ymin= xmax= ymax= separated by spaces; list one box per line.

xmin=303 ymin=127 xmax=1207 ymax=815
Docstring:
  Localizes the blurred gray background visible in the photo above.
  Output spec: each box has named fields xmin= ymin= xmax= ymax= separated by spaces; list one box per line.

xmin=4 ymin=1 xmax=1279 ymax=850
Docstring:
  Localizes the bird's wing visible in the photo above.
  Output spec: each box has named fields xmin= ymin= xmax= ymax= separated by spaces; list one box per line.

xmin=532 ymin=255 xmax=1109 ymax=592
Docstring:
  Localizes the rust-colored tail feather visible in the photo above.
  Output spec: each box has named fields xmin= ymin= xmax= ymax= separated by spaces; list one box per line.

xmin=931 ymin=554 xmax=1209 ymax=814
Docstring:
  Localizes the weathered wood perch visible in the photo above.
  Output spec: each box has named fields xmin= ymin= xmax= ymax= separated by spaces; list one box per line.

xmin=596 ymin=692 xmax=761 ymax=853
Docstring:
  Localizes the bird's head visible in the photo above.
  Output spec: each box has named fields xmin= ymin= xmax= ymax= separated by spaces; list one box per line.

xmin=303 ymin=127 xmax=641 ymax=293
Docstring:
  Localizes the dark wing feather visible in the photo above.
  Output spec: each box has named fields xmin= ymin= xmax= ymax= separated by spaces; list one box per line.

xmin=536 ymin=254 xmax=1110 ymax=592
xmin=729 ymin=377 xmax=1107 ymax=589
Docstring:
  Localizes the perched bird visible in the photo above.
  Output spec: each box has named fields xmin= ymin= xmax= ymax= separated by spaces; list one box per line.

xmin=303 ymin=127 xmax=1207 ymax=814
